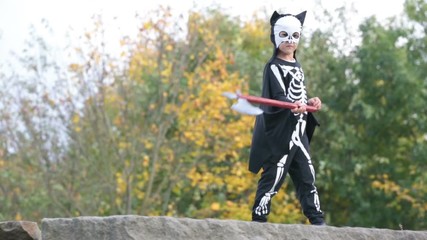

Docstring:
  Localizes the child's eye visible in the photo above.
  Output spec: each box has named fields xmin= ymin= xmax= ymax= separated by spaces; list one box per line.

xmin=279 ymin=31 xmax=288 ymax=38
xmin=292 ymin=32 xmax=300 ymax=39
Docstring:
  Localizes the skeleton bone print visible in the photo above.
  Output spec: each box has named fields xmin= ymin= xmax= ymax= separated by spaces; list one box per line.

xmin=281 ymin=65 xmax=320 ymax=214
xmin=254 ymin=63 xmax=321 ymax=216
xmin=283 ymin=65 xmax=308 ymax=107
xmin=251 ymin=10 xmax=324 ymax=224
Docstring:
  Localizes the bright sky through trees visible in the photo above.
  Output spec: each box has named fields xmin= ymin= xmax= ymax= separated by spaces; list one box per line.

xmin=0 ymin=0 xmax=405 ymax=71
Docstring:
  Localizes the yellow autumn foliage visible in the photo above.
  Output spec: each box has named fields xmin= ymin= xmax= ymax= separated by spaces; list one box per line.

xmin=99 ymin=7 xmax=309 ymax=222
xmin=371 ymin=174 xmax=425 ymax=218
xmin=0 ymin=4 xmax=424 ymax=230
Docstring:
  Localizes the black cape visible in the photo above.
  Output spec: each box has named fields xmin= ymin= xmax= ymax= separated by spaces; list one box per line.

xmin=248 ymin=58 xmax=319 ymax=174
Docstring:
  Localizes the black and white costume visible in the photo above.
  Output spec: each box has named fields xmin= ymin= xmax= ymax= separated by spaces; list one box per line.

xmin=249 ymin=11 xmax=325 ymax=225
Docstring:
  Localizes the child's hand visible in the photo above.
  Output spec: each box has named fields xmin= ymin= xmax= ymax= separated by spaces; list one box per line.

xmin=291 ymin=101 xmax=307 ymax=113
xmin=308 ymin=97 xmax=322 ymax=110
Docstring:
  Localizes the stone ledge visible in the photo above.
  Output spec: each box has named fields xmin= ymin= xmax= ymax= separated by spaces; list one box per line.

xmin=41 ymin=215 xmax=427 ymax=240
xmin=0 ymin=221 xmax=41 ymax=240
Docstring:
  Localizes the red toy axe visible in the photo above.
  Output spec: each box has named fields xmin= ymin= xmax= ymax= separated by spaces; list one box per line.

xmin=222 ymin=91 xmax=318 ymax=115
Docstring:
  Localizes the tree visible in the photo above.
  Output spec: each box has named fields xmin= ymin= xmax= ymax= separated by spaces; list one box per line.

xmin=301 ymin=4 xmax=427 ymax=228
xmin=1 ymin=1 xmax=425 ymax=230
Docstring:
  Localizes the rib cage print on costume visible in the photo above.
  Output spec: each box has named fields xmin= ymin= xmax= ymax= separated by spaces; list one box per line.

xmin=284 ymin=65 xmax=307 ymax=106
xmin=254 ymin=63 xmax=321 ymax=217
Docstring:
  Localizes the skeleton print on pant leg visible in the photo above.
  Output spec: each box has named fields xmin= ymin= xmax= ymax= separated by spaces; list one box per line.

xmin=254 ymin=63 xmax=321 ymax=216
xmin=254 ymin=153 xmax=288 ymax=216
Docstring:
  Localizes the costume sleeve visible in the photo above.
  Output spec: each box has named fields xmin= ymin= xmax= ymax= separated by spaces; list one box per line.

xmin=267 ymin=64 xmax=294 ymax=103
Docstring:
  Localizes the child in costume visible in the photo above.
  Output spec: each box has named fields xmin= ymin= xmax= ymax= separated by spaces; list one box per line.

xmin=249 ymin=10 xmax=325 ymax=225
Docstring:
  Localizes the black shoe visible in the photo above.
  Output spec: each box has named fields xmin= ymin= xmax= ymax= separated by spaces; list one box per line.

xmin=252 ymin=214 xmax=267 ymax=223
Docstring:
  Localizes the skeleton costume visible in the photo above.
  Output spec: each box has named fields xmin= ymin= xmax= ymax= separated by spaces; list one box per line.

xmin=249 ymin=11 xmax=325 ymax=225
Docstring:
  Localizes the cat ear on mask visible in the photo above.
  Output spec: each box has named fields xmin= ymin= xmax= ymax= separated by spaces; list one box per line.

xmin=295 ymin=11 xmax=307 ymax=26
xmin=270 ymin=11 xmax=282 ymax=26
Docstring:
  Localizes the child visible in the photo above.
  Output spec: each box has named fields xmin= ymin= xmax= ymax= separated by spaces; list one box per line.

xmin=249 ymin=10 xmax=325 ymax=225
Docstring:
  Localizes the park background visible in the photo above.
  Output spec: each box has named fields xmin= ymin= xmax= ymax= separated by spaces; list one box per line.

xmin=0 ymin=0 xmax=425 ymax=230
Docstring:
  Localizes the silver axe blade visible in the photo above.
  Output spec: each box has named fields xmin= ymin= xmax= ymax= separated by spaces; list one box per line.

xmin=232 ymin=98 xmax=263 ymax=115
xmin=222 ymin=92 xmax=263 ymax=115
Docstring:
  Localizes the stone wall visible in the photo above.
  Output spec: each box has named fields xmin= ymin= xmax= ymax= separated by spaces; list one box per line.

xmin=2 ymin=216 xmax=427 ymax=240
xmin=0 ymin=221 xmax=41 ymax=240
xmin=41 ymin=216 xmax=427 ymax=240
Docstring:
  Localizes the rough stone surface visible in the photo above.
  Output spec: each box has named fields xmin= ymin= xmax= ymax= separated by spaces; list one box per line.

xmin=0 ymin=221 xmax=41 ymax=240
xmin=41 ymin=215 xmax=427 ymax=240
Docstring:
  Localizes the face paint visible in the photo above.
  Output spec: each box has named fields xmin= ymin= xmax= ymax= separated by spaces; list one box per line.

xmin=273 ymin=16 xmax=302 ymax=48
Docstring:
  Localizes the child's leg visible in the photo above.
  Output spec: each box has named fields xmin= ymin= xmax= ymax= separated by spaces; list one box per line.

xmin=251 ymin=155 xmax=291 ymax=222
xmin=289 ymin=135 xmax=325 ymax=224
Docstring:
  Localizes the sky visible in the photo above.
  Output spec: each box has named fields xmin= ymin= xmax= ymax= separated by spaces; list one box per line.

xmin=0 ymin=0 xmax=406 ymax=71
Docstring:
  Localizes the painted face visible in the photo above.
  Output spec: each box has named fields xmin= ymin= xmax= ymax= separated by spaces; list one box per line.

xmin=273 ymin=16 xmax=302 ymax=47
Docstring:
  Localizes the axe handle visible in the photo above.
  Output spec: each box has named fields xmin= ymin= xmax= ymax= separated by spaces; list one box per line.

xmin=239 ymin=94 xmax=318 ymax=112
